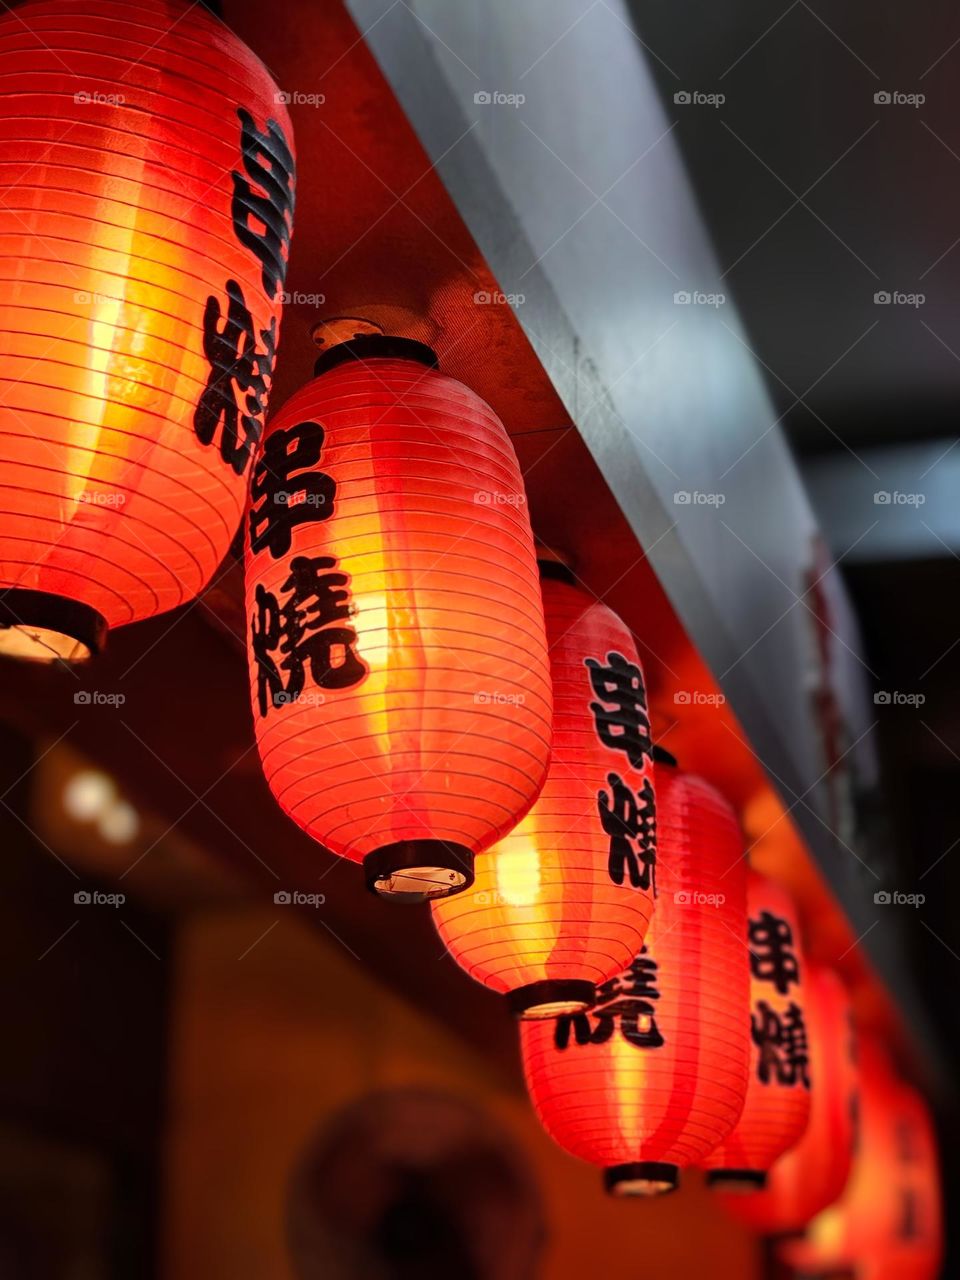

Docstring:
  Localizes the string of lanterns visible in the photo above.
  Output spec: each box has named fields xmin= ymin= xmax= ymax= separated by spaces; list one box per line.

xmin=0 ymin=2 xmax=942 ymax=1272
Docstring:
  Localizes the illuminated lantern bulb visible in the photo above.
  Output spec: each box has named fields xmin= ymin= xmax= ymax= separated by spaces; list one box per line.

xmin=63 ymin=769 xmax=116 ymax=822
xmin=520 ymin=761 xmax=750 ymax=1194
xmin=0 ymin=0 xmax=295 ymax=660
xmin=432 ymin=566 xmax=657 ymax=1017
xmin=780 ymin=1040 xmax=943 ymax=1280
xmin=245 ymin=320 xmax=552 ymax=903
xmin=716 ymin=965 xmax=857 ymax=1235
xmin=703 ymin=870 xmax=812 ymax=1189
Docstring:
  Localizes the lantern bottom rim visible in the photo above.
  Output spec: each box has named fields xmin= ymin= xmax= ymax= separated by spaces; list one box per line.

xmin=364 ymin=840 xmax=474 ymax=904
xmin=705 ymin=1168 xmax=767 ymax=1192
xmin=0 ymin=588 xmax=107 ymax=662
xmin=508 ymin=979 xmax=596 ymax=1020
xmin=604 ymin=1162 xmax=679 ymax=1197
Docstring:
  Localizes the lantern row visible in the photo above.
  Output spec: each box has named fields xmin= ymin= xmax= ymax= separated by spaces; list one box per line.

xmin=0 ymin=8 xmax=941 ymax=1276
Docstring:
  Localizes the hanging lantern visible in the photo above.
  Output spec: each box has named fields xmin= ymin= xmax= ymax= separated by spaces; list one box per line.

xmin=716 ymin=965 xmax=857 ymax=1235
xmin=520 ymin=760 xmax=750 ymax=1194
xmin=244 ymin=321 xmax=552 ymax=903
xmin=432 ymin=567 xmax=657 ymax=1017
xmin=0 ymin=0 xmax=295 ymax=661
xmin=704 ymin=870 xmax=811 ymax=1189
xmin=780 ymin=1041 xmax=942 ymax=1280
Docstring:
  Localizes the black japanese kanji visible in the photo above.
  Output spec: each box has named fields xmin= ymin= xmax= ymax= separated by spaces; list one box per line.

xmin=248 ymin=420 xmax=335 ymax=559
xmin=749 ymin=910 xmax=800 ymax=995
xmin=251 ymin=555 xmax=367 ymax=716
xmin=555 ymin=950 xmax=665 ymax=1051
xmin=585 ymin=650 xmax=652 ymax=768
xmin=231 ymin=107 xmax=295 ymax=300
xmin=194 ymin=278 xmax=277 ymax=476
xmin=598 ymin=772 xmax=657 ymax=892
xmin=751 ymin=1000 xmax=810 ymax=1088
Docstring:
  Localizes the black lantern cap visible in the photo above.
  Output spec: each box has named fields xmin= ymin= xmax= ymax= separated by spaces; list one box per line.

xmin=0 ymin=588 xmax=106 ymax=662
xmin=364 ymin=840 xmax=474 ymax=904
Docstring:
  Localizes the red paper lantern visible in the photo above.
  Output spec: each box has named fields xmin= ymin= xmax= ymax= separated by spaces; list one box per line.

xmin=717 ymin=965 xmax=857 ymax=1234
xmin=704 ymin=870 xmax=811 ymax=1188
xmin=0 ymin=0 xmax=294 ymax=660
xmin=245 ymin=328 xmax=552 ymax=902
xmin=520 ymin=761 xmax=750 ymax=1194
xmin=432 ymin=569 xmax=657 ymax=1017
xmin=780 ymin=1041 xmax=942 ymax=1280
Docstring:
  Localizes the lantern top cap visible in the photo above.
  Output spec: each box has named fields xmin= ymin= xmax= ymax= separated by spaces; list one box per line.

xmin=311 ymin=316 xmax=439 ymax=377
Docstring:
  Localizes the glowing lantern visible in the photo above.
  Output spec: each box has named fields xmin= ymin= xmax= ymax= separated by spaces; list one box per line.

xmin=781 ymin=1041 xmax=942 ymax=1280
xmin=245 ymin=323 xmax=552 ymax=902
xmin=704 ymin=870 xmax=811 ymax=1188
xmin=432 ymin=568 xmax=657 ymax=1017
xmin=716 ymin=965 xmax=857 ymax=1234
xmin=520 ymin=761 xmax=750 ymax=1194
xmin=0 ymin=0 xmax=295 ymax=661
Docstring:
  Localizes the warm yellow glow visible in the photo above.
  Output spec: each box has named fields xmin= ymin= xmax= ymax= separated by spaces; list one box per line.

xmin=494 ymin=830 xmax=543 ymax=907
xmin=63 ymin=769 xmax=115 ymax=821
